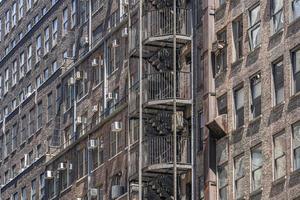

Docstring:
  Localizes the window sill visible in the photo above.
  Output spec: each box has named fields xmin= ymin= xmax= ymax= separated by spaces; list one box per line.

xmin=270 ymin=28 xmax=284 ymax=39
xmin=272 ymin=100 xmax=285 ymax=110
xmin=290 ymin=167 xmax=300 ymax=177
xmin=272 ymin=175 xmax=286 ymax=186
xmin=76 ymin=93 xmax=89 ymax=104
xmin=250 ymin=187 xmax=263 ymax=198
xmin=108 ymin=150 xmax=124 ymax=161
xmin=231 ymin=57 xmax=244 ymax=69
xmin=76 ymin=174 xmax=87 ymax=185
xmin=60 ymin=185 xmax=72 ymax=196
xmin=249 ymin=114 xmax=262 ymax=124
xmin=91 ymin=163 xmax=105 ymax=174
xmin=92 ymin=81 xmax=104 ymax=91
xmin=248 ymin=45 xmax=261 ymax=56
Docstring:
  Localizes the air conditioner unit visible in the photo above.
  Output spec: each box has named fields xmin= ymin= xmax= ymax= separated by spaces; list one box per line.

xmin=122 ymin=28 xmax=128 ymax=37
xmin=76 ymin=116 xmax=82 ymax=124
xmin=92 ymin=58 xmax=98 ymax=67
xmin=112 ymin=39 xmax=119 ymax=48
xmin=69 ymin=163 xmax=73 ymax=170
xmin=24 ymin=154 xmax=29 ymax=167
xmin=90 ymin=188 xmax=98 ymax=197
xmin=45 ymin=170 xmax=54 ymax=179
xmin=76 ymin=71 xmax=83 ymax=80
xmin=100 ymin=58 xmax=104 ymax=66
xmin=106 ymin=93 xmax=113 ymax=100
xmin=57 ymin=162 xmax=67 ymax=171
xmin=92 ymin=105 xmax=98 ymax=113
xmin=111 ymin=185 xmax=124 ymax=199
xmin=111 ymin=121 xmax=122 ymax=132
xmin=123 ymin=0 xmax=129 ymax=6
xmin=68 ymin=77 xmax=75 ymax=85
xmin=88 ymin=139 xmax=98 ymax=149
xmin=81 ymin=36 xmax=89 ymax=47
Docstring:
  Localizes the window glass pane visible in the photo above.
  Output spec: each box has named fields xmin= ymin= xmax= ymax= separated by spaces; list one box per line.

xmin=218 ymin=165 xmax=227 ymax=188
xmin=216 ymin=140 xmax=228 ymax=164
xmin=295 ymin=50 xmax=300 ymax=73
xmin=235 ymin=179 xmax=243 ymax=199
xmin=252 ymin=168 xmax=262 ymax=190
xmin=219 ymin=187 xmax=227 ymax=200
xmin=234 ymin=156 xmax=244 ymax=178
xmin=235 ymin=87 xmax=244 ymax=109
xmin=295 ymin=147 xmax=300 ymax=170
xmin=293 ymin=123 xmax=300 ymax=149
xmin=250 ymin=5 xmax=260 ymax=26
xmin=293 ymin=0 xmax=300 ymax=19
xmin=275 ymin=155 xmax=286 ymax=179
xmin=252 ymin=147 xmax=262 ymax=170
xmin=273 ymin=0 xmax=283 ymax=13
xmin=274 ymin=133 xmax=285 ymax=158
xmin=251 ymin=26 xmax=261 ymax=48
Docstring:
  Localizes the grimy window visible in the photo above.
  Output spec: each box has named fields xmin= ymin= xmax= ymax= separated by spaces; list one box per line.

xmin=271 ymin=0 xmax=283 ymax=33
xmin=292 ymin=0 xmax=300 ymax=20
xmin=234 ymin=86 xmax=244 ymax=128
xmin=232 ymin=17 xmax=243 ymax=62
xmin=292 ymin=121 xmax=300 ymax=170
xmin=273 ymin=132 xmax=286 ymax=179
xmin=234 ymin=154 xmax=244 ymax=199
xmin=272 ymin=60 xmax=284 ymax=105
xmin=248 ymin=4 xmax=261 ymax=50
xmin=292 ymin=49 xmax=300 ymax=94
xmin=251 ymin=145 xmax=262 ymax=191
xmin=250 ymin=73 xmax=261 ymax=118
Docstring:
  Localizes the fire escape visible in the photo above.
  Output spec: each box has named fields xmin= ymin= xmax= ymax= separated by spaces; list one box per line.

xmin=127 ymin=0 xmax=193 ymax=199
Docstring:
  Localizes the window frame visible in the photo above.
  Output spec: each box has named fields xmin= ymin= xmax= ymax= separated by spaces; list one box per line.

xmin=248 ymin=4 xmax=261 ymax=51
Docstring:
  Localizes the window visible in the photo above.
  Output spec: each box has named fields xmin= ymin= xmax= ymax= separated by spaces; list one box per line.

xmin=91 ymin=0 xmax=99 ymax=13
xmin=99 ymin=136 xmax=104 ymax=165
xmin=77 ymin=148 xmax=85 ymax=178
xmin=4 ymin=68 xmax=9 ymax=94
xmin=251 ymin=145 xmax=262 ymax=191
xmin=21 ymin=115 xmax=27 ymax=142
xmin=217 ymin=94 xmax=227 ymax=115
xmin=52 ymin=18 xmax=58 ymax=46
xmin=21 ymin=187 xmax=27 ymax=200
xmin=47 ymin=92 xmax=53 ymax=121
xmin=36 ymin=35 xmax=42 ymax=63
xmin=250 ymin=73 xmax=261 ymax=118
xmin=44 ymin=67 xmax=49 ymax=80
xmin=292 ymin=121 xmax=300 ymax=170
xmin=29 ymin=107 xmax=36 ymax=135
xmin=56 ymin=84 xmax=61 ymax=113
xmin=52 ymin=60 xmax=58 ymax=72
xmin=0 ymin=75 xmax=2 ymax=99
xmin=271 ymin=0 xmax=283 ymax=33
xmin=232 ymin=17 xmax=243 ymax=62
xmin=110 ymin=132 xmax=118 ymax=157
xmin=12 ymin=2 xmax=17 ymax=27
xmin=29 ymin=150 xmax=34 ymax=164
xmin=234 ymin=86 xmax=244 ymax=128
xmin=218 ymin=165 xmax=227 ymax=200
xmin=12 ymin=60 xmax=18 ymax=86
xmin=12 ymin=164 xmax=16 ymax=178
xmin=13 ymin=192 xmax=18 ymax=200
xmin=198 ymin=112 xmax=204 ymax=151
xmin=20 ymin=52 xmax=25 ymax=78
xmin=27 ymin=44 xmax=32 ymax=70
xmin=272 ymin=60 xmax=284 ymax=105
xmin=31 ymin=179 xmax=36 ymax=200
xmin=36 ymin=75 xmax=42 ymax=87
xmin=44 ymin=27 xmax=50 ymax=54
xmin=4 ymin=170 xmax=9 ymax=184
xmin=214 ymin=30 xmax=227 ymax=76
xmin=27 ymin=0 xmax=32 ymax=11
xmin=37 ymin=101 xmax=43 ymax=129
xmin=5 ymin=10 xmax=10 ymax=35
xmin=248 ymin=5 xmax=261 ymax=50
xmin=292 ymin=49 xmax=300 ymax=94
xmin=19 ymin=0 xmax=24 ymax=20
xmin=5 ymin=130 xmax=12 ymax=155
xmin=39 ymin=173 xmax=45 ymax=198
xmin=273 ymin=132 xmax=286 ymax=179
xmin=63 ymin=8 xmax=68 ymax=35
xmin=0 ymin=18 xmax=1 ymax=41
xmin=71 ymin=0 xmax=77 ymax=28
xmin=36 ymin=144 xmax=41 ymax=158
xmin=234 ymin=155 xmax=244 ymax=199
xmin=12 ymin=123 xmax=18 ymax=150
xmin=12 ymin=99 xmax=17 ymax=110
xmin=292 ymin=0 xmax=300 ymax=20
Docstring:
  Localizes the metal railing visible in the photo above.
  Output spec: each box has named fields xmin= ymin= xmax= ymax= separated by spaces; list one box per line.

xmin=143 ymin=8 xmax=192 ymax=40
xmin=145 ymin=71 xmax=191 ymax=101
xmin=143 ymin=135 xmax=191 ymax=167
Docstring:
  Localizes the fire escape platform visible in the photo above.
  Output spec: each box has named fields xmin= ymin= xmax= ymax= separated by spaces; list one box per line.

xmin=145 ymin=99 xmax=192 ymax=106
xmin=143 ymin=35 xmax=192 ymax=47
xmin=144 ymin=163 xmax=192 ymax=173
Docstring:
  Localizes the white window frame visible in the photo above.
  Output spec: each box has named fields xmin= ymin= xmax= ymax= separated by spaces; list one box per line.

xmin=12 ymin=2 xmax=17 ymax=27
xmin=71 ymin=0 xmax=76 ymax=28
xmin=36 ymin=35 xmax=42 ymax=63
xmin=27 ymin=44 xmax=32 ymax=70
xmin=5 ymin=10 xmax=10 ymax=35
xmin=44 ymin=27 xmax=50 ymax=54
xmin=52 ymin=18 xmax=58 ymax=46
xmin=63 ymin=8 xmax=68 ymax=36
xmin=12 ymin=60 xmax=18 ymax=86
xmin=19 ymin=0 xmax=24 ymax=20
xmin=248 ymin=4 xmax=261 ymax=51
xmin=20 ymin=52 xmax=25 ymax=78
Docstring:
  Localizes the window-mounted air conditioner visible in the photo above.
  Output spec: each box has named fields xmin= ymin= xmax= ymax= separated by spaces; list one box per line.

xmin=92 ymin=105 xmax=98 ymax=113
xmin=88 ymin=139 xmax=98 ymax=149
xmin=57 ymin=162 xmax=67 ymax=171
xmin=92 ymin=58 xmax=98 ymax=67
xmin=45 ymin=170 xmax=54 ymax=179
xmin=121 ymin=28 xmax=128 ymax=37
xmin=106 ymin=92 xmax=113 ymax=100
xmin=68 ymin=77 xmax=75 ymax=86
xmin=111 ymin=121 xmax=122 ymax=132
xmin=76 ymin=71 xmax=83 ymax=80
xmin=112 ymin=39 xmax=119 ymax=48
